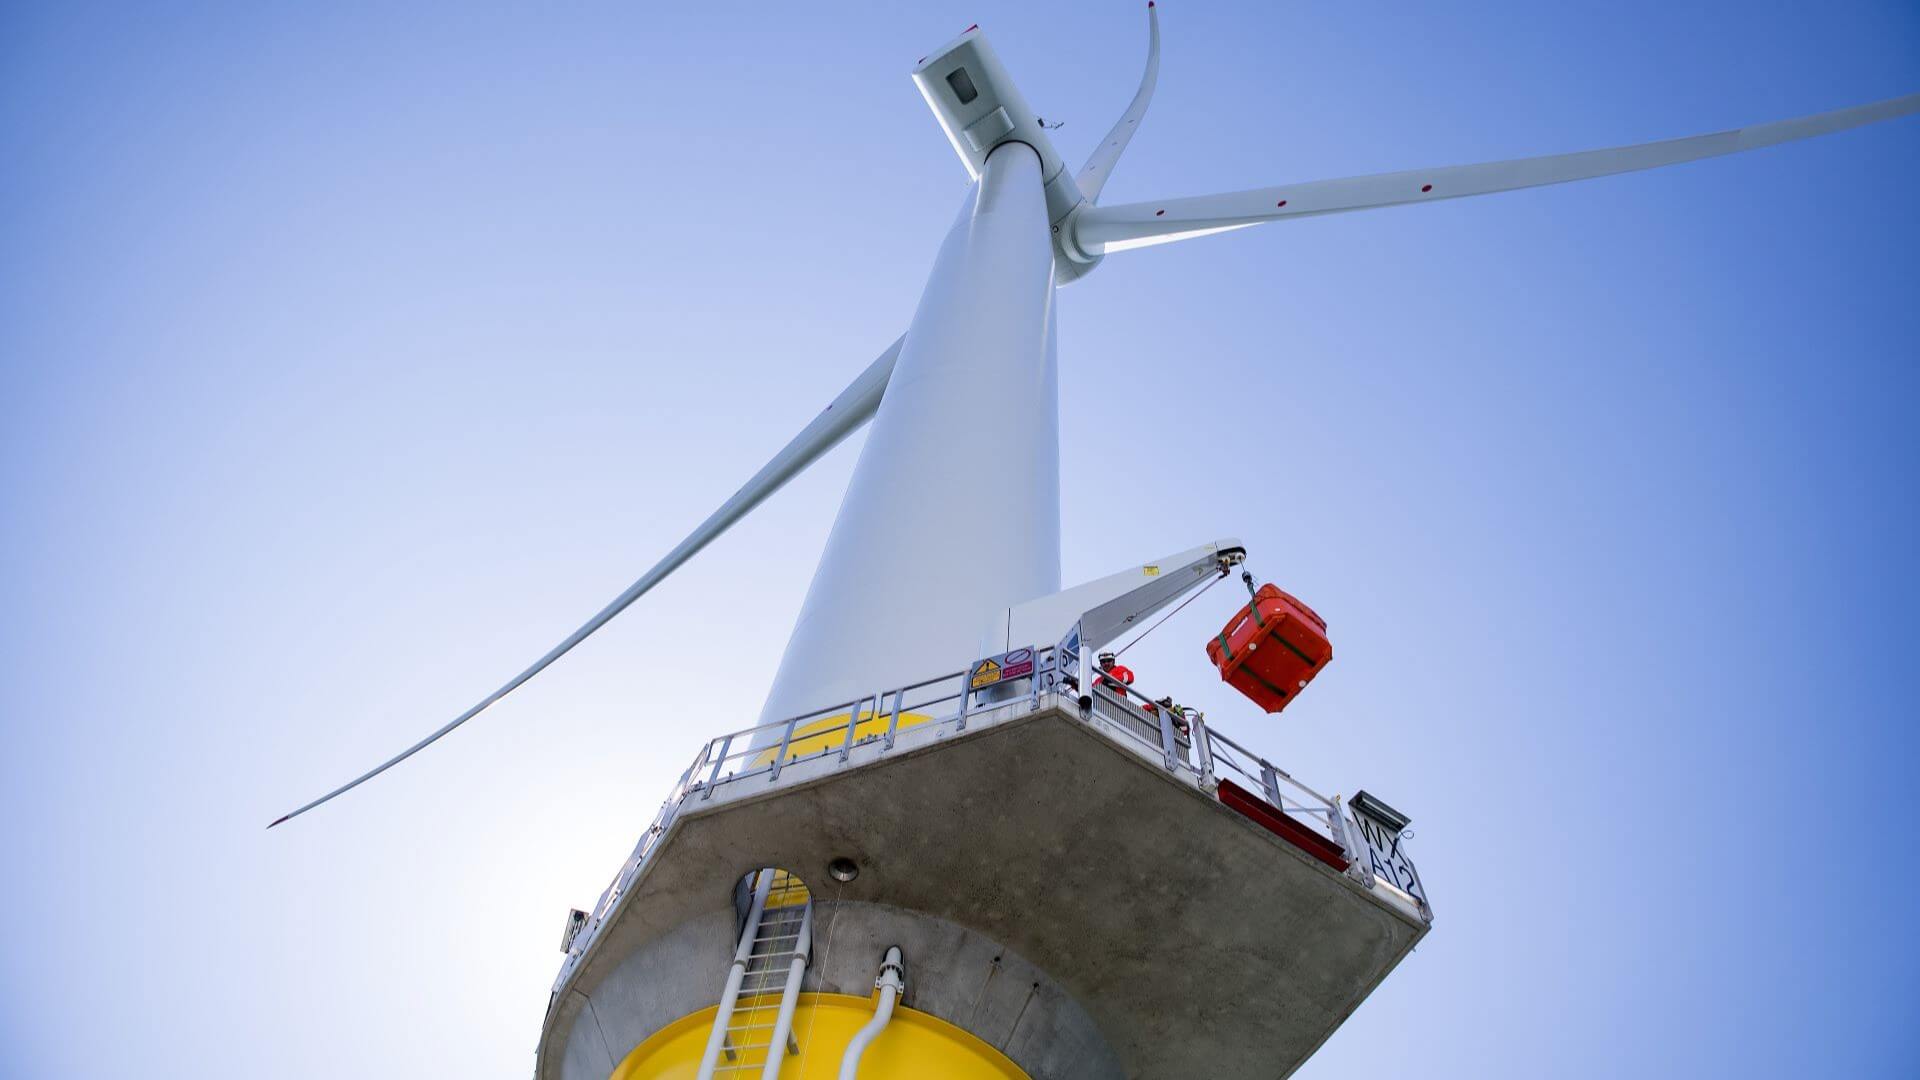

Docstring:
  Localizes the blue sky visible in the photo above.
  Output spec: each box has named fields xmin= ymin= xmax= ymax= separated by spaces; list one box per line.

xmin=2 ymin=2 xmax=1916 ymax=1076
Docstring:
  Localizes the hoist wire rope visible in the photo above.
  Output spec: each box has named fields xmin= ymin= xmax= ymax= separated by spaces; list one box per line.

xmin=792 ymin=877 xmax=845 ymax=1077
xmin=1112 ymin=568 xmax=1229 ymax=659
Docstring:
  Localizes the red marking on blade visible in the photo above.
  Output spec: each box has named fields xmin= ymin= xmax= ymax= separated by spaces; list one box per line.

xmin=1155 ymin=209 xmax=1165 ymax=216
xmin=1421 ymin=184 xmax=1433 ymax=192
xmin=1276 ymin=199 xmax=1288 ymax=207
xmin=966 ymin=23 xmax=978 ymax=32
xmin=268 ymin=814 xmax=290 ymax=829
xmin=918 ymin=57 xmax=927 ymax=64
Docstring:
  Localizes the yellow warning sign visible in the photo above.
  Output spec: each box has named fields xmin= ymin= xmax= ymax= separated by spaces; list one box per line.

xmin=970 ymin=658 xmax=1002 ymax=689
xmin=1143 ymin=565 xmax=1160 ymax=577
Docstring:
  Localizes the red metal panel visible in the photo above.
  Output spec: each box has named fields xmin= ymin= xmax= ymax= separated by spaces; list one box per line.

xmin=1216 ymin=779 xmax=1350 ymax=872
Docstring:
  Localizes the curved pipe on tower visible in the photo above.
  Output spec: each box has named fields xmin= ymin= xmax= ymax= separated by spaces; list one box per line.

xmin=838 ymin=946 xmax=905 ymax=1080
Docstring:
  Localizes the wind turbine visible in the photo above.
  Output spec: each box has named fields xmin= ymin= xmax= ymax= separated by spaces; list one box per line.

xmin=271 ymin=8 xmax=1917 ymax=829
xmin=271 ymin=8 xmax=1915 ymax=1079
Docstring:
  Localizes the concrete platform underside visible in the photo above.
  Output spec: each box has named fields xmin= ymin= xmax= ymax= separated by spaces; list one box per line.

xmin=538 ymin=701 xmax=1427 ymax=1079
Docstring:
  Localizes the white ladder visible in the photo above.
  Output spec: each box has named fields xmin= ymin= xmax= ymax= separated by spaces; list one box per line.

xmin=697 ymin=869 xmax=814 ymax=1080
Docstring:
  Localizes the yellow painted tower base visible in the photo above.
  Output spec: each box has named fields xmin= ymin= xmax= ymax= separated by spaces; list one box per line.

xmin=611 ymin=993 xmax=1029 ymax=1080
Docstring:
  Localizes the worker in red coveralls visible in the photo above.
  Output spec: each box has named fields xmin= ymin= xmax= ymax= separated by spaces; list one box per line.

xmin=1095 ymin=651 xmax=1134 ymax=699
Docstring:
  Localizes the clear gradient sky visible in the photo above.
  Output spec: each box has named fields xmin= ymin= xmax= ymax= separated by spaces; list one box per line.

xmin=3 ymin=3 xmax=1918 ymax=1077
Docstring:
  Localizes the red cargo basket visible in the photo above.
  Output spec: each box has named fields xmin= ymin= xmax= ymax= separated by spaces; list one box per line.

xmin=1206 ymin=583 xmax=1332 ymax=714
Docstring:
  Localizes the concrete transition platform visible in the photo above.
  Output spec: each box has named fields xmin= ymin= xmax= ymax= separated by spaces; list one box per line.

xmin=538 ymin=684 xmax=1429 ymax=1079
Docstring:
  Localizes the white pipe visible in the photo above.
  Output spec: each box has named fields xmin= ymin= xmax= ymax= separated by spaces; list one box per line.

xmin=696 ymin=870 xmax=776 ymax=1080
xmin=759 ymin=900 xmax=813 ymax=1080
xmin=838 ymin=946 xmax=904 ymax=1080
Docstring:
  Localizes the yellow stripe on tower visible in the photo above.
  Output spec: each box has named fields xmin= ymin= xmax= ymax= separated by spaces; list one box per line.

xmin=749 ymin=712 xmax=934 ymax=769
xmin=611 ymin=993 xmax=1029 ymax=1079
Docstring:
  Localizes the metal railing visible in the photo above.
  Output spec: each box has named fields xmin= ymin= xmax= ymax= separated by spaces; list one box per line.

xmin=1078 ymin=667 xmax=1345 ymax=848
xmin=686 ymin=665 xmax=980 ymax=795
xmin=551 ymin=643 xmax=1417 ymax=1005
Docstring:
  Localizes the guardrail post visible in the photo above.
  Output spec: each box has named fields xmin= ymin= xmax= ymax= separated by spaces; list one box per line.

xmin=769 ymin=717 xmax=798 ymax=782
xmin=1073 ymin=642 xmax=1091 ymax=716
xmin=885 ymin=689 xmax=902 ymax=750
xmin=1260 ymin=763 xmax=1282 ymax=809
xmin=702 ymin=735 xmax=732 ymax=800
xmin=1192 ymin=714 xmax=1216 ymax=788
xmin=839 ymin=697 xmax=863 ymax=763
xmin=1332 ymin=795 xmax=1373 ymax=887
xmin=1158 ymin=705 xmax=1178 ymax=772
xmin=956 ymin=674 xmax=971 ymax=733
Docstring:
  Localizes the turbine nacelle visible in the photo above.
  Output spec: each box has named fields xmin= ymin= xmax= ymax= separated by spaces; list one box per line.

xmin=912 ymin=26 xmax=1099 ymax=282
xmin=911 ymin=28 xmax=1067 ymax=192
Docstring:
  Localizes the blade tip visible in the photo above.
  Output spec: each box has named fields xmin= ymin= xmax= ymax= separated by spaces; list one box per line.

xmin=267 ymin=813 xmax=291 ymax=829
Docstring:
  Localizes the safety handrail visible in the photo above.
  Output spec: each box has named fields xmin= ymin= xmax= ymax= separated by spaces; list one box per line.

xmin=1077 ymin=669 xmax=1343 ymax=845
xmin=550 ymin=644 xmax=1414 ymax=1006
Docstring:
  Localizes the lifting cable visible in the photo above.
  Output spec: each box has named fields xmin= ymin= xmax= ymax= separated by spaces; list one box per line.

xmin=792 ymin=876 xmax=845 ymax=1078
xmin=1111 ymin=567 xmax=1229 ymax=660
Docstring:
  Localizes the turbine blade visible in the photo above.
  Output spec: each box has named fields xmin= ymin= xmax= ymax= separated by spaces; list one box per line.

xmin=268 ymin=334 xmax=906 ymax=828
xmin=1076 ymin=2 xmax=1161 ymax=204
xmin=1075 ymin=92 xmax=1920 ymax=253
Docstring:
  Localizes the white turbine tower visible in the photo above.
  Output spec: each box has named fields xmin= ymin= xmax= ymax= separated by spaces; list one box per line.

xmin=271 ymin=9 xmax=1916 ymax=1079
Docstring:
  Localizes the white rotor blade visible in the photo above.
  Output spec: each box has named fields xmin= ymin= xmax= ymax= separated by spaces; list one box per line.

xmin=1076 ymin=92 xmax=1920 ymax=253
xmin=1077 ymin=1 xmax=1161 ymax=204
xmin=269 ymin=335 xmax=905 ymax=827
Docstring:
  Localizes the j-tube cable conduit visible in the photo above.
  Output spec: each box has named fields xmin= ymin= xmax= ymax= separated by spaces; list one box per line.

xmin=696 ymin=870 xmax=776 ymax=1080
xmin=839 ymin=946 xmax=905 ymax=1080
